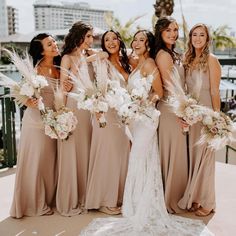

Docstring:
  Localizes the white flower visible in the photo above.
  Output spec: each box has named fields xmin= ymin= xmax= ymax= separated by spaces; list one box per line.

xmin=202 ymin=115 xmax=213 ymax=126
xmin=20 ymin=82 xmax=35 ymax=97
xmin=32 ymin=75 xmax=48 ymax=88
xmin=184 ymin=106 xmax=194 ymax=117
xmin=38 ymin=97 xmax=45 ymax=111
xmin=97 ymin=101 xmax=109 ymax=113
xmin=45 ymin=125 xmax=57 ymax=139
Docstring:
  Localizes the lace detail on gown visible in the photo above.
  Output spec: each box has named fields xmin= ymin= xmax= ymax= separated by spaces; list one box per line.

xmin=80 ymin=70 xmax=214 ymax=236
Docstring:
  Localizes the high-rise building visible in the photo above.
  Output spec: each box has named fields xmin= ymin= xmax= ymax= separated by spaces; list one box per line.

xmin=34 ymin=0 xmax=113 ymax=31
xmin=7 ymin=6 xmax=19 ymax=35
xmin=0 ymin=0 xmax=8 ymax=38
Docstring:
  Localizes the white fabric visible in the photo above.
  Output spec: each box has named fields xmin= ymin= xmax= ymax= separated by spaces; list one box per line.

xmin=80 ymin=70 xmax=214 ymax=236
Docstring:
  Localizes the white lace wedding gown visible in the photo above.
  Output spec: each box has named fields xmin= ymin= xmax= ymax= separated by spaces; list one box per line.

xmin=80 ymin=70 xmax=214 ymax=236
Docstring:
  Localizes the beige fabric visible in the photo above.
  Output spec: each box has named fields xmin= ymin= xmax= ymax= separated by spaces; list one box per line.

xmin=10 ymin=81 xmax=58 ymax=218
xmin=56 ymin=89 xmax=92 ymax=216
xmin=157 ymin=65 xmax=188 ymax=213
xmin=178 ymin=69 xmax=216 ymax=211
xmin=85 ymin=108 xmax=130 ymax=209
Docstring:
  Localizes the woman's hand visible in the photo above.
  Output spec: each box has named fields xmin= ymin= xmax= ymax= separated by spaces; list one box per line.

xmin=95 ymin=112 xmax=102 ymax=120
xmin=177 ymin=117 xmax=189 ymax=129
xmin=149 ymin=93 xmax=159 ymax=103
xmin=86 ymin=51 xmax=109 ymax=63
xmin=25 ymin=98 xmax=39 ymax=108
xmin=177 ymin=118 xmax=190 ymax=133
xmin=63 ymin=79 xmax=73 ymax=92
xmin=97 ymin=51 xmax=109 ymax=60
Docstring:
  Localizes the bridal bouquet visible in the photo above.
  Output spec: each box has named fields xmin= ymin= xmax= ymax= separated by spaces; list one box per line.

xmin=42 ymin=88 xmax=78 ymax=140
xmin=130 ymin=74 xmax=160 ymax=123
xmin=42 ymin=106 xmax=78 ymax=140
xmin=166 ymin=68 xmax=204 ymax=132
xmin=0 ymin=49 xmax=48 ymax=111
xmin=104 ymin=79 xmax=138 ymax=125
xmin=114 ymin=73 xmax=159 ymax=125
xmin=69 ymin=56 xmax=110 ymax=128
xmin=198 ymin=110 xmax=235 ymax=150
xmin=168 ymin=95 xmax=204 ymax=132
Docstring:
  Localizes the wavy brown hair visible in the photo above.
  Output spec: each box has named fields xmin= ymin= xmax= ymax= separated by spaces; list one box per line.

xmin=101 ymin=30 xmax=131 ymax=74
xmin=183 ymin=23 xmax=211 ymax=73
xmin=154 ymin=16 xmax=180 ymax=63
xmin=61 ymin=21 xmax=93 ymax=56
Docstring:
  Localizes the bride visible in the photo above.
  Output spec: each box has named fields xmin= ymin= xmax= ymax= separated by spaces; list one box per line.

xmin=80 ymin=30 xmax=213 ymax=236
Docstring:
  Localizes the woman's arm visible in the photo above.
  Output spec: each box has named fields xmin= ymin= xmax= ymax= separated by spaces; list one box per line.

xmin=155 ymin=50 xmax=174 ymax=86
xmin=86 ymin=50 xmax=109 ymax=63
xmin=60 ymin=55 xmax=73 ymax=92
xmin=142 ymin=58 xmax=163 ymax=99
xmin=25 ymin=98 xmax=39 ymax=108
xmin=208 ymin=54 xmax=221 ymax=111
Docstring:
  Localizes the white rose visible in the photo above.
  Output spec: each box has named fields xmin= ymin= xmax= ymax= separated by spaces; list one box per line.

xmin=97 ymin=101 xmax=109 ymax=112
xmin=20 ymin=82 xmax=34 ymax=97
xmin=203 ymin=115 xmax=213 ymax=126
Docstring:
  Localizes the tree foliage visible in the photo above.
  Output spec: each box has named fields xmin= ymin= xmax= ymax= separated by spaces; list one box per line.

xmin=154 ymin=0 xmax=174 ymax=18
xmin=211 ymin=25 xmax=236 ymax=52
xmin=104 ymin=12 xmax=144 ymax=47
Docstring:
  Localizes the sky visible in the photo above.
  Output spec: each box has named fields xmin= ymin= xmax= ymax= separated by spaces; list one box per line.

xmin=5 ymin=0 xmax=236 ymax=35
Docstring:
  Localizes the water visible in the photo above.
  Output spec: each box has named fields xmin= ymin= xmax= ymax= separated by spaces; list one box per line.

xmin=0 ymin=71 xmax=21 ymax=95
xmin=0 ymin=71 xmax=22 ymax=145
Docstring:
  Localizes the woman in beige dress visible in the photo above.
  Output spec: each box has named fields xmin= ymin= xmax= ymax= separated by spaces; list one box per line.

xmin=56 ymin=21 xmax=94 ymax=216
xmin=154 ymin=17 xmax=188 ymax=213
xmin=178 ymin=23 xmax=221 ymax=216
xmin=85 ymin=30 xmax=131 ymax=215
xmin=10 ymin=33 xmax=60 ymax=218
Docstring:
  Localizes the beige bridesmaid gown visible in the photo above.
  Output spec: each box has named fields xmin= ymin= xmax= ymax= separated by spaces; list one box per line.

xmin=85 ymin=72 xmax=130 ymax=210
xmin=178 ymin=69 xmax=216 ymax=211
xmin=10 ymin=78 xmax=58 ymax=218
xmin=56 ymin=63 xmax=93 ymax=216
xmin=157 ymin=65 xmax=188 ymax=214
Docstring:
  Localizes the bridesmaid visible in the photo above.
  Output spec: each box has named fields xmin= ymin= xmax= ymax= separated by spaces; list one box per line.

xmin=178 ymin=23 xmax=221 ymax=216
xmin=154 ymin=16 xmax=188 ymax=213
xmin=56 ymin=21 xmax=94 ymax=216
xmin=10 ymin=33 xmax=60 ymax=218
xmin=85 ymin=30 xmax=131 ymax=215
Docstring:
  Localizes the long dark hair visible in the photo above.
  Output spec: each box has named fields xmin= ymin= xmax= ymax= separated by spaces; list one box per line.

xmin=154 ymin=16 xmax=180 ymax=63
xmin=61 ymin=21 xmax=93 ymax=57
xmin=28 ymin=33 xmax=61 ymax=67
xmin=131 ymin=30 xmax=156 ymax=59
xmin=101 ymin=30 xmax=131 ymax=74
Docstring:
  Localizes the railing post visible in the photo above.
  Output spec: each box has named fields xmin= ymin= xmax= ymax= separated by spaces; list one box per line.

xmin=2 ymin=88 xmax=17 ymax=168
xmin=225 ymin=145 xmax=229 ymax=164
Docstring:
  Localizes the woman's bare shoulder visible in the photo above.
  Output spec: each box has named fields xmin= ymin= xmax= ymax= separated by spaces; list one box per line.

xmin=155 ymin=49 xmax=173 ymax=64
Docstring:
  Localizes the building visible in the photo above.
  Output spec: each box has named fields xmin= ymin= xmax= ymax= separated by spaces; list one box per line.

xmin=0 ymin=27 xmax=105 ymax=51
xmin=34 ymin=0 xmax=113 ymax=31
xmin=0 ymin=0 xmax=8 ymax=38
xmin=7 ymin=6 xmax=19 ymax=35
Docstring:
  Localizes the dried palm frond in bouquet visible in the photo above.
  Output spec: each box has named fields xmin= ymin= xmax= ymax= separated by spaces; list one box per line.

xmin=0 ymin=49 xmax=48 ymax=111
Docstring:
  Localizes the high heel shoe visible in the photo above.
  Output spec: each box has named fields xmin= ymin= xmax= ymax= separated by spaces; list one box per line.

xmin=98 ymin=206 xmax=121 ymax=215
xmin=195 ymin=207 xmax=214 ymax=217
xmin=188 ymin=202 xmax=200 ymax=212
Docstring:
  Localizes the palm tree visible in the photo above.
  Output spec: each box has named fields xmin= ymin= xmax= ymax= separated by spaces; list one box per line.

xmin=104 ymin=12 xmax=144 ymax=47
xmin=154 ymin=0 xmax=174 ymax=18
xmin=211 ymin=25 xmax=236 ymax=53
xmin=179 ymin=0 xmax=188 ymax=51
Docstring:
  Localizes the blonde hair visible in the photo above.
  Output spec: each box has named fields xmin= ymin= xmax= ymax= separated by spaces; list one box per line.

xmin=183 ymin=23 xmax=211 ymax=73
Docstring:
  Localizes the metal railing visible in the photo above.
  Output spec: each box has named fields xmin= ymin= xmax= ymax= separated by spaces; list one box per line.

xmin=225 ymin=145 xmax=236 ymax=164
xmin=0 ymin=88 xmax=18 ymax=169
